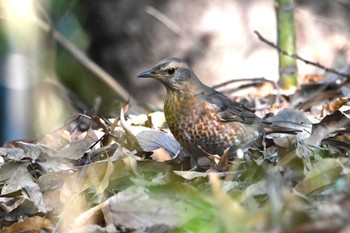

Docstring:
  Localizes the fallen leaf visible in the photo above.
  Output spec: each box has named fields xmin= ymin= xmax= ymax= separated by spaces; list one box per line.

xmin=56 ymin=128 xmax=99 ymax=160
xmin=134 ymin=128 xmax=180 ymax=156
xmin=306 ymin=109 xmax=350 ymax=146
xmin=102 ymin=186 xmax=195 ymax=229
xmin=0 ymin=216 xmax=52 ymax=233
xmin=322 ymin=96 xmax=350 ymax=116
xmin=295 ymin=159 xmax=344 ymax=196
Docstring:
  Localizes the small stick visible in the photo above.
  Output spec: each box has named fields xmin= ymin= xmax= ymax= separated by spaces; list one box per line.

xmin=212 ymin=77 xmax=271 ymax=89
xmin=254 ymin=30 xmax=350 ymax=79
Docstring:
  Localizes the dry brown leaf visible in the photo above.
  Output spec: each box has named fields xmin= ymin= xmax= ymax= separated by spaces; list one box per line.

xmin=217 ymin=148 xmax=230 ymax=171
xmin=0 ymin=216 xmax=53 ymax=233
xmin=254 ymin=82 xmax=276 ymax=98
xmin=306 ymin=109 xmax=350 ymax=146
xmin=56 ymin=128 xmax=98 ymax=160
xmin=322 ymin=96 xmax=350 ymax=116
xmin=73 ymin=204 xmax=105 ymax=229
xmin=301 ymin=74 xmax=325 ymax=84
xmin=151 ymin=147 xmax=172 ymax=162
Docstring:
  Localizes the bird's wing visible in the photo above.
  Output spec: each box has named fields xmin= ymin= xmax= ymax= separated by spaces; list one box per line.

xmin=204 ymin=90 xmax=262 ymax=124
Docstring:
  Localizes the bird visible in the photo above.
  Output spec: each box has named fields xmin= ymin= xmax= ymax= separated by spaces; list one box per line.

xmin=138 ymin=58 xmax=267 ymax=168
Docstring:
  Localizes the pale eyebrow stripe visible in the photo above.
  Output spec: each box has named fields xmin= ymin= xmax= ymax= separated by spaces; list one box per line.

xmin=162 ymin=63 xmax=187 ymax=71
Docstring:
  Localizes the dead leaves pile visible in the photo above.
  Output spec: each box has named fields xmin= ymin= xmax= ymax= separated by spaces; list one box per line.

xmin=1 ymin=70 xmax=350 ymax=233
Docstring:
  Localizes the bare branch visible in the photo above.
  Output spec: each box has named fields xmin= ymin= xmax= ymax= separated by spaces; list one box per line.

xmin=254 ymin=30 xmax=350 ymax=79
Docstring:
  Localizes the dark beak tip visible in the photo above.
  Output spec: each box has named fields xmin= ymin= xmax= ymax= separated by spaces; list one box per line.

xmin=137 ymin=70 xmax=153 ymax=78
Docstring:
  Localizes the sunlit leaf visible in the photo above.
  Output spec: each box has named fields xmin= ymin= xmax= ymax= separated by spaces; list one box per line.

xmin=0 ymin=215 xmax=52 ymax=233
xmin=295 ymin=158 xmax=344 ymax=196
xmin=101 ymin=186 xmax=196 ymax=229
xmin=135 ymin=128 xmax=180 ymax=156
xmin=95 ymin=159 xmax=114 ymax=197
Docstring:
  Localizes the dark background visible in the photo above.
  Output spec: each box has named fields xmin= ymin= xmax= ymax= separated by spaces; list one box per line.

xmin=1 ymin=0 xmax=350 ymax=142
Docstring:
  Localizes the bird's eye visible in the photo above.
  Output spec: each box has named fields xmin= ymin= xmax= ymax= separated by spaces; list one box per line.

xmin=167 ymin=68 xmax=175 ymax=75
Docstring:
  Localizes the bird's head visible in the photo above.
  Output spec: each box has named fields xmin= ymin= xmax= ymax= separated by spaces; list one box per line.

xmin=138 ymin=58 xmax=203 ymax=94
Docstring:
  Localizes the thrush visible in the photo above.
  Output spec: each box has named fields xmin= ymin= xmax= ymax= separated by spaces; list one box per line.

xmin=138 ymin=58 xmax=265 ymax=167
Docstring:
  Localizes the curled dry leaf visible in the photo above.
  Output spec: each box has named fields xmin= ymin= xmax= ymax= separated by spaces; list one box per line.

xmin=134 ymin=128 xmax=180 ymax=156
xmin=306 ymin=109 xmax=350 ymax=146
xmin=321 ymin=137 xmax=350 ymax=155
xmin=322 ymin=96 xmax=350 ymax=116
xmin=119 ymin=101 xmax=180 ymax=158
xmin=37 ymin=129 xmax=71 ymax=150
xmin=266 ymin=108 xmax=313 ymax=138
xmin=291 ymin=65 xmax=350 ymax=112
xmin=56 ymin=128 xmax=99 ymax=160
xmin=119 ymin=100 xmax=142 ymax=151
xmin=265 ymin=109 xmax=314 ymax=150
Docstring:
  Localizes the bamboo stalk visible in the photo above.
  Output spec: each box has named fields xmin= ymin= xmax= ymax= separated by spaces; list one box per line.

xmin=276 ymin=0 xmax=298 ymax=89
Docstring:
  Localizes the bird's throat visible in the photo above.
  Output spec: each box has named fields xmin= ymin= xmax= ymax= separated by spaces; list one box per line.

xmin=164 ymin=92 xmax=194 ymax=128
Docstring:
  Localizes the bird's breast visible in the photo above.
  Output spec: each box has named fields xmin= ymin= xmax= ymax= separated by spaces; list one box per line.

xmin=164 ymin=93 xmax=199 ymax=129
xmin=164 ymin=93 xmax=260 ymax=156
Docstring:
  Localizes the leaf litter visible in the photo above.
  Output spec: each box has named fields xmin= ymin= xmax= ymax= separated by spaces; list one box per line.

xmin=1 ymin=69 xmax=350 ymax=233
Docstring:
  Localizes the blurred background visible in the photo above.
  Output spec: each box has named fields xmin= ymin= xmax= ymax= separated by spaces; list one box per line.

xmin=0 ymin=0 xmax=349 ymax=143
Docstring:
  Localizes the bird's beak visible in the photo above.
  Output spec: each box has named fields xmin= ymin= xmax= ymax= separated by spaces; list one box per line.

xmin=137 ymin=70 xmax=160 ymax=79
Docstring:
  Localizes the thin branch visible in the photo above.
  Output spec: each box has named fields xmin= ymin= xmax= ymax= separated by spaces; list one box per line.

xmin=145 ymin=6 xmax=182 ymax=36
xmin=212 ymin=77 xmax=272 ymax=89
xmin=254 ymin=30 xmax=350 ymax=79
xmin=145 ymin=6 xmax=207 ymax=55
xmin=27 ymin=14 xmax=133 ymax=102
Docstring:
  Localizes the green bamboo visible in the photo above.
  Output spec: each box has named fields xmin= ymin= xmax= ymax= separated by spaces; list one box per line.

xmin=276 ymin=0 xmax=298 ymax=89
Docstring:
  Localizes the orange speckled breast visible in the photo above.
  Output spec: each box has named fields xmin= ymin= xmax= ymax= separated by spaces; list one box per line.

xmin=164 ymin=93 xmax=260 ymax=156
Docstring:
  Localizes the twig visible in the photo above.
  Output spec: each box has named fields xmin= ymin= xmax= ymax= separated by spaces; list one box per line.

xmin=145 ymin=6 xmax=207 ymax=55
xmin=212 ymin=77 xmax=272 ymax=89
xmin=145 ymin=6 xmax=182 ymax=36
xmin=254 ymin=30 xmax=350 ymax=79
xmin=30 ymin=14 xmax=133 ymax=102
xmin=219 ymin=83 xmax=264 ymax=96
